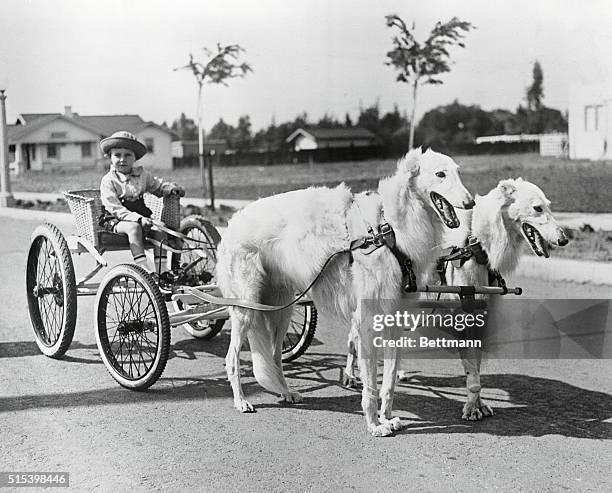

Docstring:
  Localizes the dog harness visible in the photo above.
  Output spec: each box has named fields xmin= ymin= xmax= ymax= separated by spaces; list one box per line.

xmin=349 ymin=222 xmax=418 ymax=293
xmin=436 ymin=235 xmax=508 ymax=293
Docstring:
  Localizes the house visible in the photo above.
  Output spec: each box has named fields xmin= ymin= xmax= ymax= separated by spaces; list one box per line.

xmin=171 ymin=139 xmax=228 ymax=158
xmin=475 ymin=133 xmax=568 ymax=157
xmin=568 ymin=81 xmax=612 ymax=160
xmin=285 ymin=127 xmax=380 ymax=151
xmin=8 ymin=106 xmax=174 ymax=173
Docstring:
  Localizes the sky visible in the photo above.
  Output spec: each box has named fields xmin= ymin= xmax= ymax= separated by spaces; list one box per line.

xmin=1 ymin=0 xmax=611 ymax=133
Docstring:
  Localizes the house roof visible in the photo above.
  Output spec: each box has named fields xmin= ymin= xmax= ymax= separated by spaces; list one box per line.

xmin=8 ymin=114 xmax=103 ymax=140
xmin=18 ymin=113 xmax=61 ymax=125
xmin=75 ymin=114 xmax=146 ymax=135
xmin=9 ymin=112 xmax=173 ymax=142
xmin=286 ymin=127 xmax=378 ymax=143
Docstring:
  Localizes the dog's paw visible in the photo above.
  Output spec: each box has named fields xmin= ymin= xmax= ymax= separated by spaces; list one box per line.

xmin=370 ymin=422 xmax=395 ymax=437
xmin=235 ymin=399 xmax=255 ymax=413
xmin=480 ymin=401 xmax=494 ymax=417
xmin=340 ymin=369 xmax=361 ymax=389
xmin=379 ymin=416 xmax=404 ymax=431
xmin=281 ymin=391 xmax=303 ymax=404
xmin=462 ymin=404 xmax=483 ymax=421
xmin=462 ymin=398 xmax=493 ymax=421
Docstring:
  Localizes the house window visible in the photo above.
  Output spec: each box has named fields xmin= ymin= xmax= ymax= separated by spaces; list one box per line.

xmin=47 ymin=144 xmax=58 ymax=158
xmin=81 ymin=142 xmax=92 ymax=158
xmin=585 ymin=105 xmax=602 ymax=132
xmin=145 ymin=138 xmax=154 ymax=153
xmin=51 ymin=131 xmax=67 ymax=139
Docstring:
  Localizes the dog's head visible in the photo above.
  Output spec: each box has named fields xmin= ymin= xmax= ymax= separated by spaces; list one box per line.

xmin=398 ymin=148 xmax=474 ymax=229
xmin=497 ymin=178 xmax=568 ymax=258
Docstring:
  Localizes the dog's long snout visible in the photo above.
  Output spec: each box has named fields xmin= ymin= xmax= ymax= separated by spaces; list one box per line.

xmin=557 ymin=228 xmax=569 ymax=246
xmin=462 ymin=198 xmax=475 ymax=210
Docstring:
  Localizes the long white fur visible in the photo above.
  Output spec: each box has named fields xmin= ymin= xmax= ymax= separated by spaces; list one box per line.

xmin=443 ymin=177 xmax=567 ymax=420
xmin=216 ymin=148 xmax=473 ymax=437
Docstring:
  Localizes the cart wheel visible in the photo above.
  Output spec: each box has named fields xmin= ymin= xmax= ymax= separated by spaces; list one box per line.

xmin=179 ymin=215 xmax=221 ymax=280
xmin=178 ymin=216 xmax=225 ymax=339
xmin=26 ymin=223 xmax=77 ymax=358
xmin=95 ymin=264 xmax=170 ymax=390
xmin=282 ymin=301 xmax=317 ymax=362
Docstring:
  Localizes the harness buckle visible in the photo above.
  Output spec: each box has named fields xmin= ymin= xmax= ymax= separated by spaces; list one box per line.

xmin=367 ymin=222 xmax=396 ymax=249
xmin=468 ymin=235 xmax=489 ymax=265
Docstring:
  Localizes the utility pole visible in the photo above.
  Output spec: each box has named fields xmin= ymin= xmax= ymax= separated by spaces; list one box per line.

xmin=0 ymin=89 xmax=15 ymax=207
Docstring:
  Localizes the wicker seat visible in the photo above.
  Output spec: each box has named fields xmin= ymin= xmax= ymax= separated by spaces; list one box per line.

xmin=63 ymin=189 xmax=181 ymax=249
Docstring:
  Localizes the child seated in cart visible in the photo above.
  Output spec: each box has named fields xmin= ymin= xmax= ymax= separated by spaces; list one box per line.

xmin=99 ymin=131 xmax=185 ymax=273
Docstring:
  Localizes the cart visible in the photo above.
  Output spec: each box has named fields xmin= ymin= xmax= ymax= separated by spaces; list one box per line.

xmin=25 ymin=190 xmax=317 ymax=390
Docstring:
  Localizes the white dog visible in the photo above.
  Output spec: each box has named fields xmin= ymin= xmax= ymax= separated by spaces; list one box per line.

xmin=442 ymin=177 xmax=568 ymax=419
xmin=216 ymin=148 xmax=473 ymax=437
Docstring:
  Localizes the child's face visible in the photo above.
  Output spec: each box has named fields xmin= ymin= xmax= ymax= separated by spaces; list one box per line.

xmin=109 ymin=148 xmax=136 ymax=174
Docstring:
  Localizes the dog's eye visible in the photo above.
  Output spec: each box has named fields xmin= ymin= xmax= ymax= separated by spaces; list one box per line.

xmin=435 ymin=171 xmax=446 ymax=178
xmin=533 ymin=205 xmax=543 ymax=213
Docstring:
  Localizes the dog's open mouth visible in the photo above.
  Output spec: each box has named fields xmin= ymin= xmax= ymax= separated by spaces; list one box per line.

xmin=521 ymin=223 xmax=550 ymax=258
xmin=430 ymin=192 xmax=460 ymax=228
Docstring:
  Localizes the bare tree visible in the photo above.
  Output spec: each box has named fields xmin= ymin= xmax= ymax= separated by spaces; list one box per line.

xmin=175 ymin=44 xmax=252 ymax=209
xmin=385 ymin=15 xmax=474 ymax=149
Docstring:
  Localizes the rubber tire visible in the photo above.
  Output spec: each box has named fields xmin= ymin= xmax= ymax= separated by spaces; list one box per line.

xmin=95 ymin=264 xmax=171 ymax=390
xmin=178 ymin=216 xmax=225 ymax=339
xmin=26 ymin=223 xmax=77 ymax=359
xmin=281 ymin=301 xmax=318 ymax=362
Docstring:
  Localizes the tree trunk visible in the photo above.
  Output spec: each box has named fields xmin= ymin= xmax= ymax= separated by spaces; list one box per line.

xmin=197 ymin=86 xmax=215 ymax=210
xmin=197 ymin=86 xmax=207 ymax=203
xmin=408 ymin=78 xmax=419 ymax=150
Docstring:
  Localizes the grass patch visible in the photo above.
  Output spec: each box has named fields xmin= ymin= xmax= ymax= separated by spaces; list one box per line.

xmin=11 ymin=153 xmax=612 ymax=212
xmin=10 ymin=153 xmax=612 ymax=261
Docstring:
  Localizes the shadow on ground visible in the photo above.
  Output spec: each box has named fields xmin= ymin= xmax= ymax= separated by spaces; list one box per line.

xmin=3 ymin=339 xmax=611 ymax=440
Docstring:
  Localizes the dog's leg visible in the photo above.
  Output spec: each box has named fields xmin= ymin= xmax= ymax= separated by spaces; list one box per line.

xmin=459 ymin=344 xmax=493 ymax=420
xmin=378 ymin=326 xmax=403 ymax=432
xmin=341 ymin=326 xmax=360 ymax=388
xmin=226 ymin=307 xmax=256 ymax=413
xmin=354 ymin=310 xmax=394 ymax=437
xmin=269 ymin=304 xmax=303 ymax=404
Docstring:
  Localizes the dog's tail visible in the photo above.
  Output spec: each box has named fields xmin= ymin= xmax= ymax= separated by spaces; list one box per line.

xmin=247 ymin=322 xmax=287 ymax=396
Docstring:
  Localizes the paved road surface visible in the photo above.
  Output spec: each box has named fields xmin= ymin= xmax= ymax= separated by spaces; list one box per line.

xmin=1 ymin=215 xmax=610 ymax=492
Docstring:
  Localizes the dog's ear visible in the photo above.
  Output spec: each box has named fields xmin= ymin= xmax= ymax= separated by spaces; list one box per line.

xmin=498 ymin=179 xmax=517 ymax=198
xmin=397 ymin=148 xmax=421 ymax=176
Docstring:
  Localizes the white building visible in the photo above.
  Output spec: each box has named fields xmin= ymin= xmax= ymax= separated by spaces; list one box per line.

xmin=8 ymin=107 xmax=175 ymax=173
xmin=568 ymin=82 xmax=612 ymax=160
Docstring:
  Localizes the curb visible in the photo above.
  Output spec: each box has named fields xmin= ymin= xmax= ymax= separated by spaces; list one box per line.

xmin=2 ymin=205 xmax=610 ymax=286
xmin=516 ymin=255 xmax=612 ymax=286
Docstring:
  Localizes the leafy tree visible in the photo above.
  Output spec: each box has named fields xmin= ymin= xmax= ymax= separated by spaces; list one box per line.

xmin=385 ymin=14 xmax=474 ymax=149
xmin=417 ymin=100 xmax=495 ymax=148
xmin=357 ymin=102 xmax=381 ymax=134
xmin=234 ymin=115 xmax=252 ymax=151
xmin=526 ymin=61 xmax=544 ymax=111
xmin=344 ymin=113 xmax=354 ymax=127
xmin=174 ymin=43 xmax=252 ymax=209
xmin=208 ymin=118 xmax=235 ymax=146
xmin=317 ymin=113 xmax=342 ymax=128
xmin=171 ymin=112 xmax=198 ymax=141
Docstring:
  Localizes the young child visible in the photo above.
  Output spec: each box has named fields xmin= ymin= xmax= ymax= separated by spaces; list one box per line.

xmin=99 ymin=130 xmax=185 ymax=273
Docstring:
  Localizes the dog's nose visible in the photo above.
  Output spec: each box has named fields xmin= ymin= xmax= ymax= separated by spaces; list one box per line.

xmin=557 ymin=229 xmax=569 ymax=246
xmin=463 ymin=198 xmax=475 ymax=210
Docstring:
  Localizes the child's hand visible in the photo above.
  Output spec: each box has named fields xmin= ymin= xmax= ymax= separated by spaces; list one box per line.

xmin=170 ymin=185 xmax=185 ymax=197
xmin=139 ymin=216 xmax=153 ymax=228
